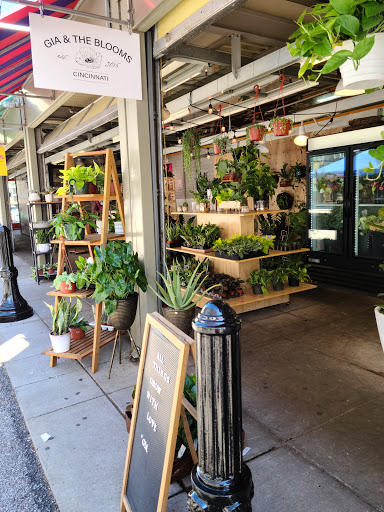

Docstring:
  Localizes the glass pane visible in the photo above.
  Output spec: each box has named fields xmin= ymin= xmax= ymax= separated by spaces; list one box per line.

xmin=354 ymin=148 xmax=384 ymax=260
xmin=308 ymin=152 xmax=345 ymax=255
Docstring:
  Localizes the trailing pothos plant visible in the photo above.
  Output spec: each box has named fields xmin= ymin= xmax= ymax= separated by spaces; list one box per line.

xmin=76 ymin=241 xmax=147 ymax=315
xmin=213 ymin=135 xmax=231 ymax=154
xmin=182 ymin=130 xmax=201 ymax=180
xmin=246 ymin=124 xmax=267 ymax=142
xmin=288 ymin=0 xmax=384 ymax=81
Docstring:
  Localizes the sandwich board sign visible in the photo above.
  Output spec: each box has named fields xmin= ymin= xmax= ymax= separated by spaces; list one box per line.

xmin=29 ymin=14 xmax=142 ymax=100
xmin=120 ymin=312 xmax=195 ymax=512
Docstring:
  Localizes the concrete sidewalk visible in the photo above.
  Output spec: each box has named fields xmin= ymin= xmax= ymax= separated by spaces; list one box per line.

xmin=1 ymin=254 xmax=384 ymax=511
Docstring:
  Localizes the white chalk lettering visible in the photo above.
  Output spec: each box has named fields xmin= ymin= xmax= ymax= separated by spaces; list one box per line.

xmin=146 ymin=390 xmax=159 ymax=411
xmin=149 ymin=377 xmax=162 ymax=395
xmin=146 ymin=412 xmax=157 ymax=433
xmin=157 ymin=352 xmax=164 ymax=364
xmin=153 ymin=360 xmax=170 ymax=384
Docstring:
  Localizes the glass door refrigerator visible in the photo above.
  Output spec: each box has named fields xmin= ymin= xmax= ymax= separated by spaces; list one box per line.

xmin=307 ymin=138 xmax=384 ymax=293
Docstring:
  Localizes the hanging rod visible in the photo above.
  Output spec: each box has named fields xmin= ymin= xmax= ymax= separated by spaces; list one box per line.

xmin=4 ymin=0 xmax=130 ymax=27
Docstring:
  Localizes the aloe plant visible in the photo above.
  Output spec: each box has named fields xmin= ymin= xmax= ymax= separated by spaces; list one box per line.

xmin=149 ymin=260 xmax=218 ymax=311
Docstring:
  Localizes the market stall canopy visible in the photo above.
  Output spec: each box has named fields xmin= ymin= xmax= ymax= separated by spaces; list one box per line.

xmin=0 ymin=0 xmax=79 ymax=100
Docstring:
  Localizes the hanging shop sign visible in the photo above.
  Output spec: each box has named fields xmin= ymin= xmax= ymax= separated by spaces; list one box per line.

xmin=29 ymin=14 xmax=142 ymax=100
xmin=0 ymin=147 xmax=7 ymax=176
xmin=121 ymin=313 xmax=194 ymax=512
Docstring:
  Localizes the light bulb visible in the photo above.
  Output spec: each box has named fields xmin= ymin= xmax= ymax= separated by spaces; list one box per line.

xmin=178 ymin=138 xmax=182 ymax=144
xmin=221 ymin=126 xmax=226 ymax=132
xmin=294 ymin=122 xmax=308 ymax=147
xmin=169 ymin=124 xmax=174 ymax=131
xmin=268 ymin=126 xmax=271 ymax=132
xmin=190 ymin=152 xmax=193 ymax=157
xmin=289 ymin=129 xmax=292 ymax=134
xmin=208 ymin=103 xmax=213 ymax=115
xmin=221 ymin=90 xmax=224 ymax=94
xmin=206 ymin=152 xmax=211 ymax=159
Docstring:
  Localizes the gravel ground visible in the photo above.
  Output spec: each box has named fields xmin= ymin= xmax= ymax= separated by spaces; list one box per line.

xmin=0 ymin=364 xmax=59 ymax=512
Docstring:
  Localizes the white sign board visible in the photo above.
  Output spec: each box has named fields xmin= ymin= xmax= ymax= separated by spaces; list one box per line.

xmin=29 ymin=14 xmax=142 ymax=100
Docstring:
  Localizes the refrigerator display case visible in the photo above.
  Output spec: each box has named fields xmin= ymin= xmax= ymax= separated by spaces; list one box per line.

xmin=307 ymin=132 xmax=384 ymax=292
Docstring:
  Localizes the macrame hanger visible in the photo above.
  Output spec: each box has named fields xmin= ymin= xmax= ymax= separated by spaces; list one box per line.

xmin=59 ymin=236 xmax=73 ymax=273
xmin=253 ymin=85 xmax=264 ymax=123
xmin=273 ymin=74 xmax=286 ymax=118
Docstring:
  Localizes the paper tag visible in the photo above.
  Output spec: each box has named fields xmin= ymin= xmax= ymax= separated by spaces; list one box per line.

xmin=177 ymin=444 xmax=186 ymax=459
xmin=41 ymin=433 xmax=51 ymax=443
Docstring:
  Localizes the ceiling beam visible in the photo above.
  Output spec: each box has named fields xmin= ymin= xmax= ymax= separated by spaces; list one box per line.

xmin=208 ymin=25 xmax=286 ymax=48
xmin=167 ymin=44 xmax=251 ymax=67
xmin=153 ymin=0 xmax=246 ymax=59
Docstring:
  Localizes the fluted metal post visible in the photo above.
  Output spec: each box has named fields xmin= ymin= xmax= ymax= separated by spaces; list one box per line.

xmin=0 ymin=225 xmax=33 ymax=322
xmin=187 ymin=300 xmax=254 ymax=511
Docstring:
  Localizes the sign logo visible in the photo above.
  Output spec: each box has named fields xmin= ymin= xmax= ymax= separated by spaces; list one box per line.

xmin=29 ymin=14 xmax=142 ymax=100
xmin=0 ymin=147 xmax=7 ymax=176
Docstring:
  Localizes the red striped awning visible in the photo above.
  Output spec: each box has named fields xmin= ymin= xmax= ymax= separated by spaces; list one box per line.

xmin=0 ymin=1 xmax=79 ymax=100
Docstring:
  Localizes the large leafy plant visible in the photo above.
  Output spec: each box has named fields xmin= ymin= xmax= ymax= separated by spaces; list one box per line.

xmin=288 ymin=0 xmax=384 ymax=80
xmin=149 ymin=260 xmax=217 ymax=311
xmin=213 ymin=234 xmax=274 ymax=258
xmin=76 ymin=241 xmax=147 ymax=315
xmin=45 ymin=298 xmax=82 ymax=335
xmin=50 ymin=203 xmax=97 ymax=240
xmin=179 ymin=223 xmax=221 ymax=248
xmin=247 ymin=268 xmax=272 ymax=295
xmin=57 ymin=164 xmax=99 ymax=195
xmin=182 ymin=130 xmax=201 ymax=180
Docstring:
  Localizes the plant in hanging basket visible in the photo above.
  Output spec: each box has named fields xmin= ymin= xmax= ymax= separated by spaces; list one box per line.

xmin=246 ymin=124 xmax=266 ymax=143
xmin=182 ymin=130 xmax=201 ymax=180
xmin=269 ymin=117 xmax=292 ymax=137
xmin=277 ymin=192 xmax=294 ymax=210
xmin=279 ymin=163 xmax=295 ymax=187
xmin=213 ymin=135 xmax=231 ymax=155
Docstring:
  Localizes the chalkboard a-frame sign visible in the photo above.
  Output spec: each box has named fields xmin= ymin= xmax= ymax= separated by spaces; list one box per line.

xmin=120 ymin=312 xmax=194 ymax=512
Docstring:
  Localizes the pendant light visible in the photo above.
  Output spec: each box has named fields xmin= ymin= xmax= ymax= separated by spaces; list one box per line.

xmin=294 ymin=122 xmax=308 ymax=147
xmin=334 ymin=79 xmax=365 ymax=97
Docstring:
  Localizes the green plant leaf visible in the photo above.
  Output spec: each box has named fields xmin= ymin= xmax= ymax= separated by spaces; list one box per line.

xmin=330 ymin=0 xmax=354 ymax=14
xmin=369 ymin=145 xmax=384 ymax=162
xmin=362 ymin=13 xmax=383 ymax=31
xmin=320 ymin=50 xmax=352 ymax=74
xmin=364 ymin=1 xmax=384 ymax=17
xmin=337 ymin=14 xmax=360 ymax=36
xmin=365 ymin=88 xmax=377 ymax=93
xmin=313 ymin=39 xmax=332 ymax=57
xmin=352 ymin=36 xmax=375 ymax=61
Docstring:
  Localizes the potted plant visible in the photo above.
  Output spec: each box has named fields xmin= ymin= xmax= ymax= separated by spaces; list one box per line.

xmin=182 ymin=201 xmax=188 ymax=213
xmin=279 ymin=163 xmax=295 ymax=187
xmin=31 ymin=265 xmax=48 ymax=281
xmin=76 ymin=241 xmax=147 ymax=330
xmin=50 ymin=204 xmax=97 ymax=241
xmin=213 ymin=234 xmax=274 ymax=260
xmin=56 ymin=164 xmax=98 ymax=195
xmin=277 ymin=192 xmax=294 ymax=210
xmin=213 ymin=135 xmax=230 ymax=155
xmin=165 ymin=223 xmax=182 ymax=248
xmin=179 ymin=223 xmax=221 ymax=250
xmin=94 ymin=212 xmax=109 ymax=234
xmin=246 ymin=124 xmax=266 ymax=143
xmin=69 ymin=301 xmax=89 ymax=340
xmin=247 ymin=268 xmax=272 ymax=295
xmin=182 ymin=130 xmax=201 ymax=180
xmin=149 ymin=260 xmax=217 ymax=335
xmin=28 ymin=190 xmax=41 ymax=202
xmin=46 ymin=263 xmax=57 ymax=275
xmin=291 ymin=162 xmax=307 ymax=183
xmin=269 ymin=117 xmax=292 ymax=137
xmin=270 ymin=266 xmax=289 ymax=291
xmin=43 ymin=186 xmax=56 ymax=202
xmin=44 ymin=298 xmax=78 ymax=353
xmin=35 ymin=229 xmax=51 ymax=254
xmin=111 ymin=209 xmax=124 ymax=234
xmin=288 ymin=1 xmax=384 ymax=89
xmin=287 ymin=261 xmax=310 ymax=287
xmin=53 ymin=272 xmax=78 ymax=294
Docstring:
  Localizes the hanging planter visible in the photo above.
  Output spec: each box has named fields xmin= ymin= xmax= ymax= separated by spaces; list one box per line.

xmin=269 ymin=117 xmax=292 ymax=137
xmin=246 ymin=124 xmax=266 ymax=142
xmin=213 ymin=135 xmax=230 ymax=155
xmin=181 ymin=129 xmax=201 ymax=181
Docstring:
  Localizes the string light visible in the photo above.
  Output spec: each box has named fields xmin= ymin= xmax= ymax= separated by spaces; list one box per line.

xmin=208 ymin=103 xmax=213 ymax=115
xmin=178 ymin=137 xmax=182 ymax=144
xmin=190 ymin=152 xmax=193 ymax=157
xmin=232 ymin=134 xmax=237 ymax=143
xmin=206 ymin=151 xmax=211 ymax=159
xmin=169 ymin=123 xmax=174 ymax=131
xmin=221 ymin=126 xmax=226 ymax=132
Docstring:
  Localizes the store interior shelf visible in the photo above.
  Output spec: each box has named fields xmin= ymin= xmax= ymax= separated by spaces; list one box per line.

xmin=61 ymin=194 xmax=118 ymax=201
xmin=46 ymin=289 xmax=93 ymax=298
xmin=166 ymin=247 xmax=310 ymax=261
xmin=42 ymin=328 xmax=115 ymax=360
xmin=185 ymin=282 xmax=317 ymax=314
xmin=51 ymin=233 xmax=125 ymax=246
xmin=171 ymin=209 xmax=289 ymax=217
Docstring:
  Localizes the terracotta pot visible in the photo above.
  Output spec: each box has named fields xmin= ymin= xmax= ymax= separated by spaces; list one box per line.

xmin=248 ymin=126 xmax=264 ymax=142
xmin=280 ymin=180 xmax=292 ymax=187
xmin=38 ymin=270 xmax=44 ymax=276
xmin=214 ymin=144 xmax=221 ymax=155
xmin=162 ymin=306 xmax=196 ymax=335
xmin=70 ymin=327 xmax=85 ymax=340
xmin=48 ymin=269 xmax=55 ymax=275
xmin=60 ymin=281 xmax=76 ymax=294
xmin=108 ymin=293 xmax=138 ymax=330
xmin=88 ymin=182 xmax=98 ymax=194
xmin=273 ymin=120 xmax=291 ymax=137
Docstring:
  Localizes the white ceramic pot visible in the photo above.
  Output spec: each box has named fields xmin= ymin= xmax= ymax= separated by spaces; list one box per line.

xmin=36 ymin=243 xmax=50 ymax=254
xmin=50 ymin=332 xmax=71 ymax=353
xmin=44 ymin=194 xmax=54 ymax=202
xmin=374 ymin=307 xmax=384 ymax=352
xmin=96 ymin=219 xmax=109 ymax=234
xmin=336 ymin=34 xmax=384 ymax=89
xmin=177 ymin=205 xmax=182 ymax=212
xmin=107 ymin=325 xmax=114 ymax=332
xmin=219 ymin=200 xmax=241 ymax=210
xmin=241 ymin=205 xmax=249 ymax=213
xmin=101 ymin=324 xmax=108 ymax=331
xmin=114 ymin=221 xmax=124 ymax=234
xmin=191 ymin=201 xmax=197 ymax=212
xmin=29 ymin=193 xmax=41 ymax=202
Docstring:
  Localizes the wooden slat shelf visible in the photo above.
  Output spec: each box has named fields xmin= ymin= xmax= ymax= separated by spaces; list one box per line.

xmin=46 ymin=289 xmax=93 ymax=298
xmin=187 ymin=283 xmax=317 ymax=314
xmin=171 ymin=209 xmax=289 ymax=217
xmin=167 ymin=247 xmax=310 ymax=262
xmin=51 ymin=233 xmax=125 ymax=246
xmin=42 ymin=328 xmax=115 ymax=360
xmin=61 ymin=194 xmax=118 ymax=201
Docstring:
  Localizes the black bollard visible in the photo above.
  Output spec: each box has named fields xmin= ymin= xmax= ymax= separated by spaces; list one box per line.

xmin=0 ymin=225 xmax=33 ymax=322
xmin=187 ymin=300 xmax=254 ymax=512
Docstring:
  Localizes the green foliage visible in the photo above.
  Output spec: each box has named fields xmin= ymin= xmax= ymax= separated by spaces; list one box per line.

xmin=171 ymin=256 xmax=210 ymax=287
xmin=179 ymin=223 xmax=221 ymax=248
xmin=291 ymin=162 xmax=307 ymax=182
xmin=288 ymin=209 xmax=307 ymax=244
xmin=279 ymin=163 xmax=295 ymax=182
xmin=42 ymin=186 xmax=56 ymax=194
xmin=277 ymin=192 xmax=294 ymax=210
xmin=270 ymin=266 xmax=290 ymax=286
xmin=213 ymin=234 xmax=274 ymax=258
xmin=149 ymin=260 xmax=217 ymax=311
xmin=269 ymin=117 xmax=293 ymax=131
xmin=182 ymin=201 xmax=188 ymax=208
xmin=182 ymin=130 xmax=201 ymax=180
xmin=246 ymin=124 xmax=267 ymax=142
xmin=53 ymin=272 xmax=77 ymax=289
xmin=165 ymin=223 xmax=180 ymax=242
xmin=288 ymin=0 xmax=384 ymax=80
xmin=50 ymin=204 xmax=98 ymax=240
xmin=35 ymin=229 xmax=50 ymax=244
xmin=30 ymin=265 xmax=48 ymax=281
xmin=247 ymin=268 xmax=272 ymax=295
xmin=45 ymin=298 xmax=82 ymax=335
xmin=317 ymin=205 xmax=343 ymax=230
xmin=76 ymin=241 xmax=147 ymax=315
xmin=213 ymin=135 xmax=231 ymax=154
xmin=286 ymin=260 xmax=310 ymax=282
xmin=57 ymin=164 xmax=99 ymax=195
